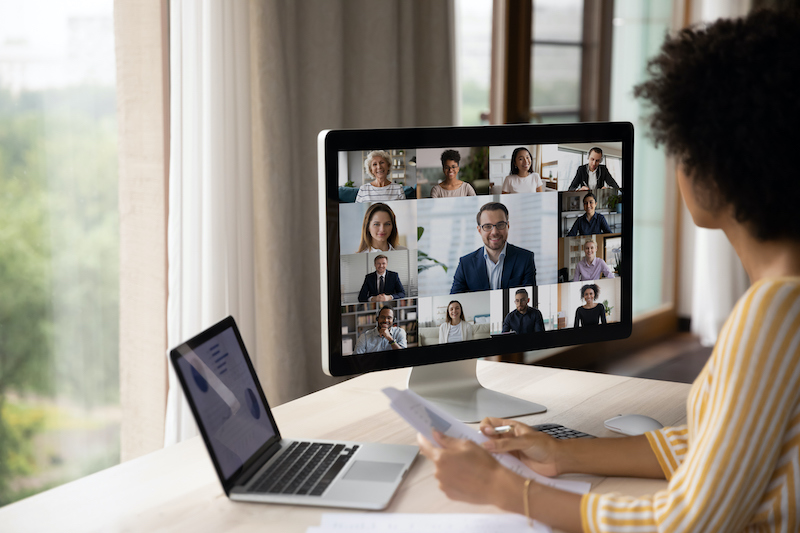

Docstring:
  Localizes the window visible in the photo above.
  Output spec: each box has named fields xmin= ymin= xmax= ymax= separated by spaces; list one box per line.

xmin=0 ymin=0 xmax=119 ymax=506
xmin=531 ymin=0 xmax=584 ymax=123
xmin=455 ymin=0 xmax=493 ymax=126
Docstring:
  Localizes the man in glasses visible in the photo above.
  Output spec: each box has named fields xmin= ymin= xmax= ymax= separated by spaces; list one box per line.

xmin=450 ymin=202 xmax=536 ymax=294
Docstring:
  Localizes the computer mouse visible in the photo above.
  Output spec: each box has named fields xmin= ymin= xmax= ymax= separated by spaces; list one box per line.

xmin=604 ymin=414 xmax=663 ymax=436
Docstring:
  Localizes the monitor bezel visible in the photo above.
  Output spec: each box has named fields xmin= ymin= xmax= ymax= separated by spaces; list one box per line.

xmin=319 ymin=122 xmax=633 ymax=377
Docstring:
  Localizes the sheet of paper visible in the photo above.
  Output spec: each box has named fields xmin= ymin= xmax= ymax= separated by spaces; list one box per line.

xmin=383 ymin=387 xmax=591 ymax=495
xmin=308 ymin=512 xmax=551 ymax=532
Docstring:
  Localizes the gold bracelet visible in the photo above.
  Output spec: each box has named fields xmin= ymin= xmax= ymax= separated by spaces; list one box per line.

xmin=523 ymin=478 xmax=533 ymax=527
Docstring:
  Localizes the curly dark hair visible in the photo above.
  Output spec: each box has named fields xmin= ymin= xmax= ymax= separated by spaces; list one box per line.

xmin=440 ymin=149 xmax=461 ymax=166
xmin=580 ymin=284 xmax=600 ymax=300
xmin=633 ymin=8 xmax=800 ymax=241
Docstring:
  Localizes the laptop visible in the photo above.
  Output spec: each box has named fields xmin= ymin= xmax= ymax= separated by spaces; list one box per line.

xmin=169 ymin=315 xmax=418 ymax=510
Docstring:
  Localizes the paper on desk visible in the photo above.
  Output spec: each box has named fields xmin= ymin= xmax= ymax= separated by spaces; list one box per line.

xmin=308 ymin=512 xmax=551 ymax=532
xmin=383 ymin=387 xmax=590 ymax=495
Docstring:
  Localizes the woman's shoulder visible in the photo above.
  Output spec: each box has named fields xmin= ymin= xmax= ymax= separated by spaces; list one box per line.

xmin=722 ymin=277 xmax=800 ymax=358
xmin=739 ymin=277 xmax=800 ymax=313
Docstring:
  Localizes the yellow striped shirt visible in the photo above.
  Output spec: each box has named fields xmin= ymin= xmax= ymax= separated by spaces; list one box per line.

xmin=581 ymin=278 xmax=800 ymax=532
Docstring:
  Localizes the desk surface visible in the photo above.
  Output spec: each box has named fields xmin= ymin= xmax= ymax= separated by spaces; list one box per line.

xmin=0 ymin=361 xmax=691 ymax=533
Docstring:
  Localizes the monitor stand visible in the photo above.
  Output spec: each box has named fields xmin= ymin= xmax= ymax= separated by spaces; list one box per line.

xmin=406 ymin=359 xmax=547 ymax=423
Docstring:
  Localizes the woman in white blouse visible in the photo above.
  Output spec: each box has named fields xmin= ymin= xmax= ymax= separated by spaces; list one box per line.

xmin=438 ymin=300 xmax=474 ymax=343
xmin=501 ymin=147 xmax=545 ymax=194
xmin=355 ymin=150 xmax=406 ymax=203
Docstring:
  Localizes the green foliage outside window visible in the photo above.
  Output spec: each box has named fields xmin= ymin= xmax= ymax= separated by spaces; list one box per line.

xmin=0 ymin=86 xmax=120 ymax=506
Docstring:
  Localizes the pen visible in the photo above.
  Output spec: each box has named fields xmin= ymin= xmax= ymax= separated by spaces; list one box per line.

xmin=493 ymin=425 xmax=513 ymax=434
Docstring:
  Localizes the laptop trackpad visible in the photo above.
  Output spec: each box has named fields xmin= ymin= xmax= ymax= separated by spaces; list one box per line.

xmin=343 ymin=461 xmax=404 ymax=482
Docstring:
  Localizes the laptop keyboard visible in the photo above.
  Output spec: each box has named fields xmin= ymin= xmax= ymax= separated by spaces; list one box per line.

xmin=250 ymin=441 xmax=359 ymax=497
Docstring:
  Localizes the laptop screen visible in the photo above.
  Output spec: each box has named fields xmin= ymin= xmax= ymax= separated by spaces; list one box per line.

xmin=173 ymin=324 xmax=277 ymax=481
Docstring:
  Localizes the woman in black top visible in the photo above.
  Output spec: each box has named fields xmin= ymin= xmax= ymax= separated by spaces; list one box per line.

xmin=574 ymin=283 xmax=606 ymax=327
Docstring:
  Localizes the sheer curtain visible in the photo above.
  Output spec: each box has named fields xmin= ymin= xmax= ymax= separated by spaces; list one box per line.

xmin=164 ymin=0 xmax=256 ymax=445
xmin=164 ymin=0 xmax=456 ymax=444
xmin=687 ymin=0 xmax=751 ymax=346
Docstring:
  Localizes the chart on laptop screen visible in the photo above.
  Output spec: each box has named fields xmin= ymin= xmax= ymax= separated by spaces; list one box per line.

xmin=335 ymin=140 xmax=625 ymax=357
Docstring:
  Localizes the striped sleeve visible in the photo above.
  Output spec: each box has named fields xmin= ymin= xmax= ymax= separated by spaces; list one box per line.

xmin=645 ymin=426 xmax=689 ymax=480
xmin=581 ymin=279 xmax=800 ymax=533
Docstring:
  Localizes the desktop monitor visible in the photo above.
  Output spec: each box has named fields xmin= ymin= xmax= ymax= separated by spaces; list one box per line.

xmin=318 ymin=123 xmax=633 ymax=422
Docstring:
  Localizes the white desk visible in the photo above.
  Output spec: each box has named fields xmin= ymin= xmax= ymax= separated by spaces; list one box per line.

xmin=0 ymin=362 xmax=691 ymax=532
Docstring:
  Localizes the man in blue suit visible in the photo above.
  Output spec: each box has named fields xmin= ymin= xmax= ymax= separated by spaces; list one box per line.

xmin=450 ymin=202 xmax=536 ymax=294
xmin=358 ymin=255 xmax=406 ymax=302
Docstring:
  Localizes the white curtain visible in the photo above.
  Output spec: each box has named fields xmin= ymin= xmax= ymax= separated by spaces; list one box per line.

xmin=164 ymin=0 xmax=256 ymax=446
xmin=686 ymin=0 xmax=751 ymax=346
xmin=163 ymin=0 xmax=456 ymax=443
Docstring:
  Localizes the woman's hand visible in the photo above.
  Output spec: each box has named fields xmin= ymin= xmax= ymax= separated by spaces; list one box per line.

xmin=417 ymin=430 xmax=522 ymax=507
xmin=479 ymin=418 xmax=561 ymax=477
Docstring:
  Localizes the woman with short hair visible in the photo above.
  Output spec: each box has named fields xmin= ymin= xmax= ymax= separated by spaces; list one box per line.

xmin=573 ymin=284 xmax=606 ymax=327
xmin=430 ymin=149 xmax=477 ymax=198
xmin=417 ymin=10 xmax=800 ymax=532
xmin=355 ymin=150 xmax=406 ymax=203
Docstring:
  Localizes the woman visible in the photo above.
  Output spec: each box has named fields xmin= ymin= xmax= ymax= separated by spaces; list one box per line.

xmin=573 ymin=240 xmax=615 ymax=281
xmin=356 ymin=203 xmax=407 ymax=253
xmin=566 ymin=192 xmax=612 ymax=236
xmin=573 ymin=284 xmax=606 ymax=327
xmin=438 ymin=300 xmax=474 ymax=343
xmin=501 ymin=147 xmax=544 ymax=194
xmin=430 ymin=150 xmax=477 ymax=198
xmin=418 ymin=10 xmax=800 ymax=532
xmin=355 ymin=150 xmax=406 ymax=203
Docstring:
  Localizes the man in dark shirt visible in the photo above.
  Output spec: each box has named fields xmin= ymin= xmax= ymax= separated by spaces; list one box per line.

xmin=358 ymin=255 xmax=406 ymax=302
xmin=502 ymin=288 xmax=544 ymax=334
xmin=567 ymin=192 xmax=612 ymax=236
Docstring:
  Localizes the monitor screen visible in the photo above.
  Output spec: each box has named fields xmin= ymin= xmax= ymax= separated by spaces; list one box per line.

xmin=318 ymin=123 xmax=633 ymax=385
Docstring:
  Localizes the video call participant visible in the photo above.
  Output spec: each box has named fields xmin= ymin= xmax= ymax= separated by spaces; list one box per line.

xmin=354 ymin=305 xmax=407 ymax=354
xmin=451 ymin=202 xmax=536 ymax=294
xmin=573 ymin=240 xmax=615 ymax=281
xmin=574 ymin=283 xmax=606 ymax=327
xmin=430 ymin=150 xmax=477 ymax=198
xmin=567 ymin=146 xmax=620 ymax=191
xmin=356 ymin=203 xmax=408 ymax=253
xmin=502 ymin=289 xmax=544 ymax=334
xmin=566 ymin=192 xmax=612 ymax=236
xmin=438 ymin=300 xmax=474 ymax=343
xmin=357 ymin=255 xmax=406 ymax=302
xmin=418 ymin=9 xmax=800 ymax=532
xmin=501 ymin=147 xmax=544 ymax=194
xmin=355 ymin=150 xmax=406 ymax=203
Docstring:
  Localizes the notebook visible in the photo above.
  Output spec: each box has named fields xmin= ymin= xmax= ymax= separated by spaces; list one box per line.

xmin=169 ymin=315 xmax=418 ymax=510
